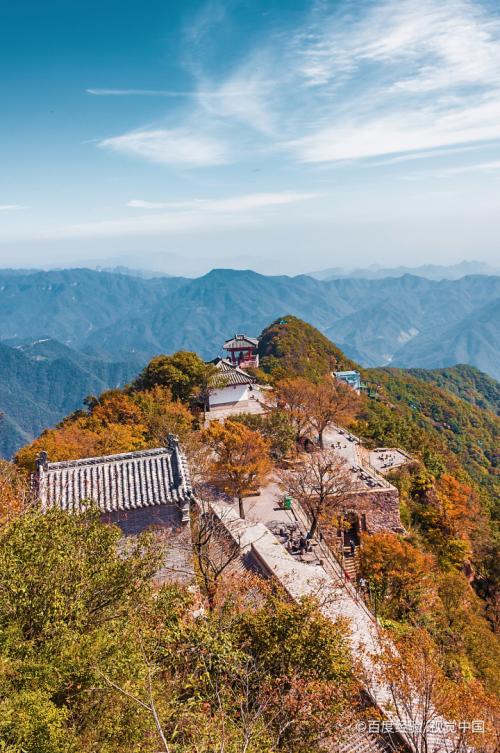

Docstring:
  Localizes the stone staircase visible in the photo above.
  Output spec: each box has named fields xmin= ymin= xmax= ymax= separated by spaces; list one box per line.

xmin=329 ymin=535 xmax=360 ymax=583
xmin=343 ymin=547 xmax=358 ymax=581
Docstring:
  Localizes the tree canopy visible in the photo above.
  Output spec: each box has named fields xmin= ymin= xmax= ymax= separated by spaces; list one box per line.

xmin=0 ymin=507 xmax=359 ymax=753
xmin=203 ymin=420 xmax=272 ymax=519
xmin=131 ymin=351 xmax=214 ymax=404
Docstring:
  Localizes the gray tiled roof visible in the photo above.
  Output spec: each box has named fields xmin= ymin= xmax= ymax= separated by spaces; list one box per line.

xmin=32 ymin=436 xmax=192 ymax=517
xmin=209 ymin=358 xmax=256 ymax=387
xmin=223 ymin=334 xmax=259 ymax=349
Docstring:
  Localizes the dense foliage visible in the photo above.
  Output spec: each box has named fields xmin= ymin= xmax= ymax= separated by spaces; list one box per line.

xmin=407 ymin=364 xmax=500 ymax=415
xmin=4 ymin=318 xmax=499 ymax=748
xmin=15 ymin=385 xmax=195 ymax=472
xmin=131 ymin=351 xmax=215 ymax=404
xmin=258 ymin=315 xmax=355 ymax=381
xmin=0 ymin=508 xmax=358 ymax=753
xmin=229 ymin=411 xmax=296 ymax=459
xmin=358 ymin=367 xmax=498 ymax=494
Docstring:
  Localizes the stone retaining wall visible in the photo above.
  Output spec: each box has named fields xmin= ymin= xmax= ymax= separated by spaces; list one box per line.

xmin=344 ymin=488 xmax=403 ymax=534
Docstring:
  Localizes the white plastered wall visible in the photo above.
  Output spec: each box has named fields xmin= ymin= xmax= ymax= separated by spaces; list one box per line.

xmin=209 ymin=384 xmax=250 ymax=406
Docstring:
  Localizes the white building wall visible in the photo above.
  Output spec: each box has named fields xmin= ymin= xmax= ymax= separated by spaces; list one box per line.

xmin=209 ymin=384 xmax=251 ymax=407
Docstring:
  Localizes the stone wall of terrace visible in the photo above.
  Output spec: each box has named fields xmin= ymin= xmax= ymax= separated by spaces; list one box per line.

xmin=344 ymin=487 xmax=404 ymax=535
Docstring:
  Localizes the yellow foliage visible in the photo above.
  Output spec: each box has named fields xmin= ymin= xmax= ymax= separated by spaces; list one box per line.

xmin=203 ymin=420 xmax=272 ymax=517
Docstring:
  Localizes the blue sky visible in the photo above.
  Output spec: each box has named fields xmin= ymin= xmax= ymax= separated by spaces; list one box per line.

xmin=1 ymin=0 xmax=499 ymax=275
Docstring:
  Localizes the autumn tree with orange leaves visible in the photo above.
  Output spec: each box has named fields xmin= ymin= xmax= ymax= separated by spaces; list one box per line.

xmin=271 ymin=375 xmax=360 ymax=448
xmin=358 ymin=532 xmax=436 ymax=621
xmin=414 ymin=473 xmax=483 ymax=570
xmin=306 ymin=377 xmax=360 ymax=448
xmin=203 ymin=420 xmax=272 ymax=519
xmin=373 ymin=627 xmax=500 ymax=753
xmin=0 ymin=460 xmax=31 ymax=524
xmin=14 ymin=387 xmax=196 ymax=474
xmin=271 ymin=376 xmax=314 ymax=442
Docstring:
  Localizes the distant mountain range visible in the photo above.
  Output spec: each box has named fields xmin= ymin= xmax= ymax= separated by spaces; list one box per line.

xmin=1 ymin=267 xmax=499 ymax=457
xmin=310 ymin=260 xmax=500 ymax=281
xmin=1 ymin=267 xmax=499 ymax=378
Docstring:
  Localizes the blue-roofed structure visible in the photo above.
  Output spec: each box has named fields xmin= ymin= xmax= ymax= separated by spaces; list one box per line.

xmin=334 ymin=370 xmax=362 ymax=393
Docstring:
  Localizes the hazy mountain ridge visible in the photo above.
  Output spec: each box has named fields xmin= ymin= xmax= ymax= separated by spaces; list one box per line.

xmin=78 ymin=270 xmax=500 ymax=376
xmin=1 ymin=268 xmax=499 ymax=379
xmin=394 ymin=298 xmax=500 ymax=379
xmin=311 ymin=260 xmax=500 ymax=281
xmin=0 ymin=268 xmax=188 ymax=348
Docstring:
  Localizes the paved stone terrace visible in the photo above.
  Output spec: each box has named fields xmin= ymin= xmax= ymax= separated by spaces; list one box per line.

xmin=368 ymin=448 xmax=411 ymax=475
xmin=323 ymin=426 xmax=393 ymax=491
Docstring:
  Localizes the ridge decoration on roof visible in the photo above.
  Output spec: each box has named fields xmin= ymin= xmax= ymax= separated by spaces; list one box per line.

xmin=32 ymin=435 xmax=192 ymax=519
xmin=208 ymin=358 xmax=257 ymax=387
xmin=223 ymin=334 xmax=259 ymax=349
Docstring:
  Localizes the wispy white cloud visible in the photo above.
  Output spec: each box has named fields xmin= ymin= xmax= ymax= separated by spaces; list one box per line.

xmin=98 ymin=128 xmax=229 ymax=167
xmin=0 ymin=204 xmax=26 ymax=211
xmin=43 ymin=191 xmax=315 ymax=239
xmin=439 ymin=159 xmax=500 ymax=175
xmin=196 ymin=51 xmax=278 ymax=136
xmin=94 ymin=0 xmax=500 ymax=170
xmin=372 ymin=144 xmax=488 ymax=166
xmin=86 ymin=88 xmax=251 ymax=98
xmin=293 ymin=0 xmax=500 ymax=93
xmin=283 ymin=0 xmax=500 ymax=162
xmin=289 ymin=95 xmax=500 ymax=162
xmin=127 ymin=192 xmax=313 ymax=211
xmin=400 ymin=156 xmax=500 ymax=180
xmin=185 ymin=0 xmax=230 ymax=45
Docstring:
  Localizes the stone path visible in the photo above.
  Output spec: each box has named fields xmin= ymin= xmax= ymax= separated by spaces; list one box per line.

xmin=215 ymin=484 xmax=387 ymax=699
xmin=208 ymin=481 xmax=458 ymax=753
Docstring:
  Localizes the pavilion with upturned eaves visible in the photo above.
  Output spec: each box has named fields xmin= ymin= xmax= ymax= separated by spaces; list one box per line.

xmin=223 ymin=334 xmax=259 ymax=369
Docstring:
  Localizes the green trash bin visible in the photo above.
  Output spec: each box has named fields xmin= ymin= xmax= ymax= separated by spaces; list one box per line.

xmin=283 ymin=496 xmax=292 ymax=510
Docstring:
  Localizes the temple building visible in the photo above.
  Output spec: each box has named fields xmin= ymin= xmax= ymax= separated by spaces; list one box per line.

xmin=207 ymin=357 xmax=257 ymax=408
xmin=31 ymin=436 xmax=194 ymax=583
xmin=223 ymin=334 xmax=259 ymax=369
xmin=333 ymin=370 xmax=362 ymax=393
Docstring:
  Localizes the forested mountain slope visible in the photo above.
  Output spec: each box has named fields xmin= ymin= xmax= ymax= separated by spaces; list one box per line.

xmin=0 ymin=268 xmax=186 ymax=350
xmin=362 ymin=366 xmax=499 ymax=503
xmin=407 ymin=364 xmax=500 ymax=415
xmin=0 ymin=339 xmax=140 ymax=458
